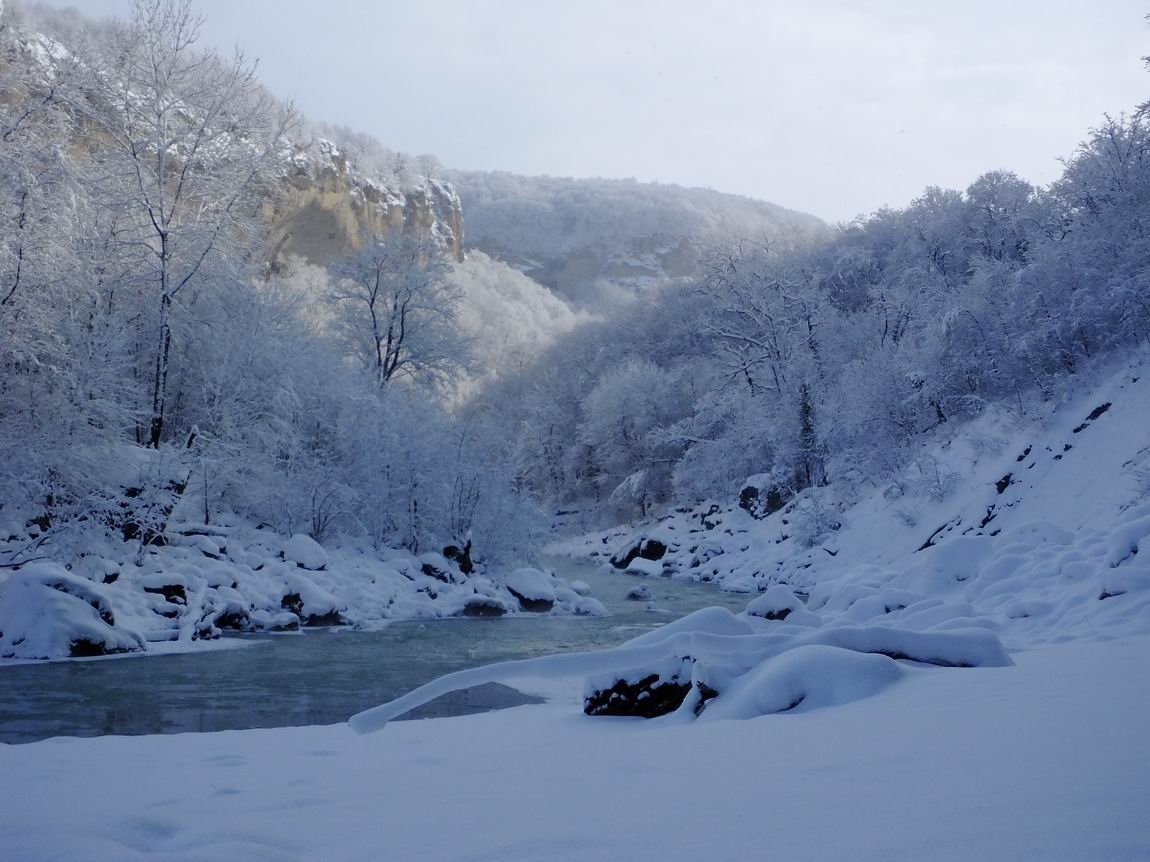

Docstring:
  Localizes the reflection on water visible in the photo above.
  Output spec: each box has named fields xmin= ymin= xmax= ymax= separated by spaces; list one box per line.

xmin=0 ymin=558 xmax=749 ymax=743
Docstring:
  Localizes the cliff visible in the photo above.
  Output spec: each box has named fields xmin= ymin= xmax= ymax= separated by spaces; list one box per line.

xmin=266 ymin=139 xmax=464 ymax=266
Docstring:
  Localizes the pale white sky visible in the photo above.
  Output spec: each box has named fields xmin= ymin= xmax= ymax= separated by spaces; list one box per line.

xmin=34 ymin=0 xmax=1150 ymax=222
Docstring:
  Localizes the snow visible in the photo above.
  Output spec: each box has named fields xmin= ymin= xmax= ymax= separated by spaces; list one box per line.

xmin=0 ymin=522 xmax=606 ymax=662
xmin=504 ymin=567 xmax=557 ymax=602
xmin=2 ymin=635 xmax=1147 ymax=861
xmin=0 ymin=564 xmax=144 ymax=660
xmin=282 ymin=533 xmax=329 ymax=570
xmin=745 ymin=584 xmax=821 ymax=626
xmin=696 ymin=644 xmax=904 ymax=721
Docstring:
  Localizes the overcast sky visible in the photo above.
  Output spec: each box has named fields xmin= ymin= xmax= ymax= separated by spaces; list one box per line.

xmin=34 ymin=0 xmax=1150 ymax=222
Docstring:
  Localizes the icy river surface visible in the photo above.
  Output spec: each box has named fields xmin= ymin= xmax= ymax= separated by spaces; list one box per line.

xmin=0 ymin=558 xmax=748 ymax=743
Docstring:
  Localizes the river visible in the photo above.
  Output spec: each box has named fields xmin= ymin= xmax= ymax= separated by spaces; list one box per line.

xmin=0 ymin=558 xmax=749 ymax=743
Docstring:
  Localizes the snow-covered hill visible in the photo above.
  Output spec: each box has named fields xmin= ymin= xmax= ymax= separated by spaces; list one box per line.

xmin=552 ymin=350 xmax=1150 ymax=654
xmin=450 ymin=170 xmax=827 ymax=305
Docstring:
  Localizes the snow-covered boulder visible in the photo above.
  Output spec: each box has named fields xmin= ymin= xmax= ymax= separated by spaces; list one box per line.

xmin=282 ymin=534 xmax=329 ymax=571
xmin=281 ymin=572 xmax=345 ymax=626
xmin=625 ymin=584 xmax=652 ymax=601
xmin=610 ymin=531 xmax=672 ymax=570
xmin=0 ymin=564 xmax=145 ymax=660
xmin=418 ymin=552 xmax=461 ymax=584
xmin=504 ymin=568 xmax=556 ymax=612
xmin=569 ymin=580 xmax=593 ymax=596
xmin=697 ymin=645 xmax=904 ymax=721
xmin=249 ymin=609 xmax=301 ymax=632
xmin=584 ymin=655 xmax=698 ymax=718
xmin=745 ymin=585 xmax=822 ymax=627
xmin=460 ymin=595 xmax=514 ymax=617
xmin=624 ymin=557 xmax=664 ymax=577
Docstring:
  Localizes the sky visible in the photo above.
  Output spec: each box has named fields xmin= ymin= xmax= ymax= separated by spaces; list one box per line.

xmin=30 ymin=0 xmax=1150 ymax=222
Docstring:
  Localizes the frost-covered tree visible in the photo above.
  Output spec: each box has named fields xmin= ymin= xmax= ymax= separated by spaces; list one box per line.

xmin=327 ymin=235 xmax=467 ymax=390
xmin=80 ymin=0 xmax=296 ymax=446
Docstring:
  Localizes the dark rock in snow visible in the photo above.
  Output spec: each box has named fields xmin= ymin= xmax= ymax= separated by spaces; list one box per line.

xmin=1072 ymin=402 xmax=1112 ymax=433
xmin=442 ymin=541 xmax=474 ymax=575
xmin=506 ymin=588 xmax=554 ymax=613
xmin=610 ymin=536 xmax=668 ymax=570
xmin=584 ymin=673 xmax=694 ymax=718
xmin=68 ymin=638 xmax=135 ymax=658
xmin=214 ymin=608 xmax=250 ymax=630
xmin=461 ymin=597 xmax=507 ymax=618
xmin=143 ymin=583 xmax=187 ymax=605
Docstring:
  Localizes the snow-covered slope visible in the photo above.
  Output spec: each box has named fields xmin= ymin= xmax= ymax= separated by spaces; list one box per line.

xmin=450 ymin=170 xmax=827 ymax=304
xmin=552 ymin=352 xmax=1150 ymax=649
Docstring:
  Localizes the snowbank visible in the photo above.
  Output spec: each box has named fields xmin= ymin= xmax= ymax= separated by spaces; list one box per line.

xmin=0 ymin=522 xmax=605 ymax=661
xmin=3 ymin=635 xmax=1147 ymax=862
xmin=0 ymin=564 xmax=144 ymax=659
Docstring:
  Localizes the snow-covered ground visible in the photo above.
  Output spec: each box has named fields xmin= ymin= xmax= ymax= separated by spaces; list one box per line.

xmin=2 ymin=355 xmax=1148 ymax=859
xmin=550 ymin=354 xmax=1150 ymax=654
xmin=1 ymin=634 xmax=1146 ymax=861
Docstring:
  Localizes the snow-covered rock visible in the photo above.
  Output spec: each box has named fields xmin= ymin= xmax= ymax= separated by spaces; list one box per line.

xmin=625 ymin=584 xmax=652 ymax=601
xmin=697 ymin=645 xmax=904 ymax=721
xmin=0 ymin=564 xmax=144 ymax=660
xmin=745 ymin=585 xmax=822 ymax=627
xmin=282 ymin=534 xmax=329 ymax=571
xmin=504 ymin=568 xmax=556 ymax=612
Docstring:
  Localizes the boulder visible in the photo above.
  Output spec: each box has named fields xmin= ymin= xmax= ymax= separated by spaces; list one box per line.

xmin=504 ymin=568 xmax=556 ymax=612
xmin=0 ymin=564 xmax=145 ymax=660
xmin=282 ymin=534 xmax=329 ymax=571
xmin=460 ymin=597 xmax=508 ymax=618
xmin=626 ymin=584 xmax=652 ymax=601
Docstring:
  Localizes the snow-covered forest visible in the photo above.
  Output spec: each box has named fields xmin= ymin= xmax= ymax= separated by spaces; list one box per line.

xmin=2 ymin=0 xmax=1149 ymax=859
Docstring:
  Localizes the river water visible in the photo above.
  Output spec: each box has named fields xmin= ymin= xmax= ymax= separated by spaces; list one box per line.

xmin=0 ymin=559 xmax=749 ymax=743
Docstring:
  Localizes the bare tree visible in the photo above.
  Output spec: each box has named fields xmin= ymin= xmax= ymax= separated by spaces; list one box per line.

xmin=83 ymin=0 xmax=296 ymax=447
xmin=327 ymin=235 xmax=468 ymax=390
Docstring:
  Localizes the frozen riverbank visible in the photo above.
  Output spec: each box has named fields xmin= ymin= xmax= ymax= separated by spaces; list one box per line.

xmin=0 ymin=558 xmax=742 ymax=742
xmin=2 ymin=634 xmax=1147 ymax=861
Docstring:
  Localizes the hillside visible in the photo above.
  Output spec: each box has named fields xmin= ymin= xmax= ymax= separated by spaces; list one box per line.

xmin=449 ymin=170 xmax=827 ymax=304
xmin=553 ymin=351 xmax=1150 ymax=651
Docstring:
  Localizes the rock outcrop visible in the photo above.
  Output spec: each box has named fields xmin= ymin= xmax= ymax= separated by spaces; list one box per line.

xmin=264 ymin=139 xmax=465 ymax=267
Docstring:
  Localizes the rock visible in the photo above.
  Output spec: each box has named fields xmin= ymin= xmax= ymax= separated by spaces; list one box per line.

xmin=569 ymin=580 xmax=593 ymax=596
xmin=504 ymin=568 xmax=556 ymax=612
xmin=282 ymin=534 xmax=329 ymax=571
xmin=610 ymin=535 xmax=669 ymax=570
xmin=0 ymin=564 xmax=145 ymax=660
xmin=746 ymin=585 xmax=822 ymax=626
xmin=249 ymin=609 xmax=300 ymax=632
xmin=739 ymin=476 xmax=790 ymax=519
xmin=583 ymin=658 xmax=713 ymax=718
xmin=419 ymin=552 xmax=458 ymax=584
xmin=142 ymin=582 xmax=187 ymax=605
xmin=626 ymin=584 xmax=652 ymax=601
xmin=442 ymin=541 xmax=474 ymax=575
xmin=460 ymin=597 xmax=508 ymax=618
xmin=281 ymin=573 xmax=346 ymax=626
xmin=213 ymin=606 xmax=250 ymax=631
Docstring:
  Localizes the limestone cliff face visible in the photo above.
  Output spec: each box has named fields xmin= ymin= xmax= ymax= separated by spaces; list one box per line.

xmin=264 ymin=140 xmax=464 ymax=267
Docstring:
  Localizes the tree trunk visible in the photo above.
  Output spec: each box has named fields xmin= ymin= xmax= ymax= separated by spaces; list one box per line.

xmin=148 ymin=291 xmax=172 ymax=448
